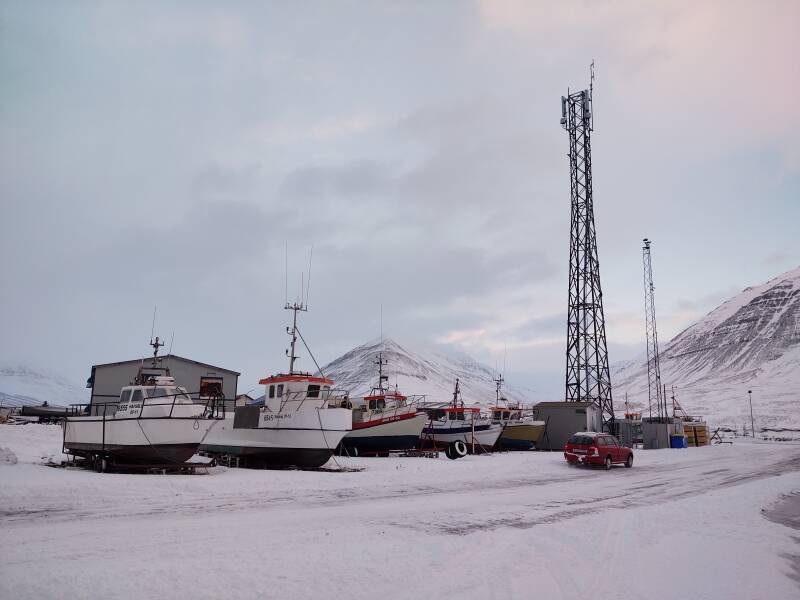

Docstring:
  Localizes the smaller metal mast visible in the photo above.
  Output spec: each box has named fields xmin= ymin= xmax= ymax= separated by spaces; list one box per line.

xmin=451 ymin=378 xmax=463 ymax=409
xmin=285 ymin=300 xmax=306 ymax=374
xmin=374 ymin=352 xmax=389 ymax=392
xmin=642 ymin=238 xmax=666 ymax=419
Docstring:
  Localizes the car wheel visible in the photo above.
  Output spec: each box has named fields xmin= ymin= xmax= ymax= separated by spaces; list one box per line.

xmin=625 ymin=454 xmax=633 ymax=468
xmin=604 ymin=455 xmax=612 ymax=470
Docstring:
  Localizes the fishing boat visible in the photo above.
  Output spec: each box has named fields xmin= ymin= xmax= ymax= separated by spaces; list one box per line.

xmin=419 ymin=378 xmax=503 ymax=453
xmin=339 ymin=352 xmax=428 ymax=455
xmin=489 ymin=374 xmax=545 ymax=451
xmin=200 ymin=300 xmax=352 ymax=469
xmin=63 ymin=339 xmax=222 ymax=467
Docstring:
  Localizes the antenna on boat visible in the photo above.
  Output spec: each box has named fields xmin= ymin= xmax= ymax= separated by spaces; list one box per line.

xmin=285 ymin=254 xmax=309 ymax=375
xmin=305 ymin=245 xmax=313 ymax=309
xmin=149 ymin=305 xmax=157 ymax=344
xmin=284 ymin=241 xmax=288 ymax=306
xmin=147 ymin=306 xmax=165 ymax=368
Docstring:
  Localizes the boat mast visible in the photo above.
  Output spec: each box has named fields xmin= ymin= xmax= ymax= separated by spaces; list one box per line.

xmin=149 ymin=336 xmax=164 ymax=368
xmin=375 ymin=352 xmax=388 ymax=393
xmin=285 ymin=301 xmax=306 ymax=374
xmin=452 ymin=378 xmax=462 ymax=409
xmin=493 ymin=373 xmax=504 ymax=404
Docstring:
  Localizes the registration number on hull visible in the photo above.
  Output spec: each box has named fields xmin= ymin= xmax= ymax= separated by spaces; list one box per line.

xmin=262 ymin=413 xmax=294 ymax=423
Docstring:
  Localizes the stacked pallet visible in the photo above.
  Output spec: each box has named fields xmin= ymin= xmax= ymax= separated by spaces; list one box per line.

xmin=684 ymin=422 xmax=709 ymax=446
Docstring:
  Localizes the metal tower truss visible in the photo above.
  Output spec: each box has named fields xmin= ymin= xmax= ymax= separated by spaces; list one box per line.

xmin=642 ymin=238 xmax=667 ymax=419
xmin=560 ymin=81 xmax=615 ymax=432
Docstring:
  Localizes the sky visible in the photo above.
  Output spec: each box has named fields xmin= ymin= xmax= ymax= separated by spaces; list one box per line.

xmin=1 ymin=1 xmax=798 ymax=400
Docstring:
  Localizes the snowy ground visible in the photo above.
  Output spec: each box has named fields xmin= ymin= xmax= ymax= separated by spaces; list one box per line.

xmin=1 ymin=424 xmax=799 ymax=600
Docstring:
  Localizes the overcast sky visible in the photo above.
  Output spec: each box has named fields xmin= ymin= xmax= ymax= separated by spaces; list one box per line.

xmin=1 ymin=1 xmax=798 ymax=399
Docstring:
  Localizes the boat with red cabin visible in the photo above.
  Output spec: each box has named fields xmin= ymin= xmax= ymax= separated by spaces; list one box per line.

xmin=339 ymin=352 xmax=427 ymax=455
xmin=200 ymin=301 xmax=352 ymax=468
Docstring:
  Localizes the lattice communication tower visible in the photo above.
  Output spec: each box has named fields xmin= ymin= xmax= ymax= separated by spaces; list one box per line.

xmin=642 ymin=238 xmax=667 ymax=419
xmin=560 ymin=69 xmax=615 ymax=432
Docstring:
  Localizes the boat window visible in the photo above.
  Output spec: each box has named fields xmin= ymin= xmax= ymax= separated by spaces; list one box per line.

xmin=503 ymin=411 xmax=510 ymax=420
xmin=119 ymin=389 xmax=132 ymax=403
xmin=377 ymin=399 xmax=386 ymax=410
xmin=276 ymin=384 xmax=284 ymax=397
xmin=131 ymin=389 xmax=144 ymax=403
xmin=368 ymin=400 xmax=376 ymax=410
xmin=269 ymin=385 xmax=275 ymax=399
xmin=176 ymin=387 xmax=192 ymax=401
xmin=153 ymin=387 xmax=173 ymax=400
xmin=493 ymin=411 xmax=500 ymax=419
xmin=450 ymin=412 xmax=465 ymax=421
xmin=307 ymin=385 xmax=320 ymax=398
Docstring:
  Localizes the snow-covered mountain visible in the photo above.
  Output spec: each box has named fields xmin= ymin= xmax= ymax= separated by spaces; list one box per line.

xmin=0 ymin=366 xmax=87 ymax=408
xmin=614 ymin=266 xmax=800 ymax=430
xmin=321 ymin=338 xmax=530 ymax=406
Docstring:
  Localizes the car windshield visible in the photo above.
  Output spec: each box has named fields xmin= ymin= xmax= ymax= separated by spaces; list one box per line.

xmin=568 ymin=434 xmax=595 ymax=446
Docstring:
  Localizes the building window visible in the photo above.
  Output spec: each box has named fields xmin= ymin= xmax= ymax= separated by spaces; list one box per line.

xmin=200 ymin=377 xmax=224 ymax=399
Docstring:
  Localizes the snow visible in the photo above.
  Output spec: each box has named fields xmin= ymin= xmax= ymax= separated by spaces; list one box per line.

xmin=2 ymin=424 xmax=799 ymax=599
xmin=0 ymin=366 xmax=87 ymax=408
xmin=615 ymin=265 xmax=800 ymax=430
xmin=321 ymin=337 xmax=532 ymax=407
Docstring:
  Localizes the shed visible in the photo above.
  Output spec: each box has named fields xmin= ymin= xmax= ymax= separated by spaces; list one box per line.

xmin=87 ymin=355 xmax=239 ymax=408
xmin=533 ymin=401 xmax=602 ymax=450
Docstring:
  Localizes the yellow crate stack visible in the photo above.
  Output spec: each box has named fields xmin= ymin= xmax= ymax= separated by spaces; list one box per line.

xmin=684 ymin=422 xmax=709 ymax=446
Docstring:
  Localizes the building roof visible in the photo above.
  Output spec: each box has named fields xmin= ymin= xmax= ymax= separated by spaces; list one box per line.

xmin=534 ymin=401 xmax=595 ymax=408
xmin=91 ymin=354 xmax=240 ymax=376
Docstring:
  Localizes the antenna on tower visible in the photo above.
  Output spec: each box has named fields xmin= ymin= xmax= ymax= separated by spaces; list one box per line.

xmin=589 ymin=59 xmax=596 ymax=130
xmin=642 ymin=238 xmax=666 ymax=420
xmin=561 ymin=69 xmax=615 ymax=433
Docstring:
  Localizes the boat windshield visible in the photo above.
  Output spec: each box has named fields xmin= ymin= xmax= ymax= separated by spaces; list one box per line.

xmin=147 ymin=387 xmax=191 ymax=403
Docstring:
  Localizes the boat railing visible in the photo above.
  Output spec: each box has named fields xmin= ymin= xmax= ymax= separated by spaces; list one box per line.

xmin=68 ymin=392 xmax=229 ymax=420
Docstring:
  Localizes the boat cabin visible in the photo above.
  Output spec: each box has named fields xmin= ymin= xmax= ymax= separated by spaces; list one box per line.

xmin=84 ymin=375 xmax=197 ymax=417
xmin=424 ymin=406 xmax=481 ymax=422
xmin=258 ymin=374 xmax=334 ymax=408
xmin=491 ymin=407 xmax=523 ymax=422
xmin=360 ymin=390 xmax=407 ymax=411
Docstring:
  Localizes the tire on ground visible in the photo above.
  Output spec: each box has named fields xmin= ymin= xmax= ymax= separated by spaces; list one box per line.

xmin=453 ymin=440 xmax=468 ymax=458
xmin=445 ymin=444 xmax=458 ymax=460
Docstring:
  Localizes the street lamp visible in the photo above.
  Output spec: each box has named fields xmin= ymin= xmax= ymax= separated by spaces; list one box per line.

xmin=748 ymin=390 xmax=755 ymax=438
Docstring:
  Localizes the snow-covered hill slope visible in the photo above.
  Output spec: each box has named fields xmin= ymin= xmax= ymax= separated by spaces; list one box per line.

xmin=321 ymin=338 xmax=529 ymax=406
xmin=614 ymin=266 xmax=800 ymax=430
xmin=0 ymin=366 xmax=86 ymax=408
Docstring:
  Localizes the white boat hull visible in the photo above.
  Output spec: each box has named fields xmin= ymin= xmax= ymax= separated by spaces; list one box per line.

xmin=201 ymin=407 xmax=352 ymax=468
xmin=63 ymin=416 xmax=219 ymax=464
xmin=421 ymin=422 xmax=504 ymax=452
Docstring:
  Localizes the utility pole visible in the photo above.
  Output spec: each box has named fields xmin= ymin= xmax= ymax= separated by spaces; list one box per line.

xmin=560 ymin=63 xmax=615 ymax=433
xmin=748 ymin=390 xmax=755 ymax=438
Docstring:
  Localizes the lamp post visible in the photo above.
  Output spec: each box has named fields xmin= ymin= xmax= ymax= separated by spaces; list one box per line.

xmin=748 ymin=390 xmax=755 ymax=438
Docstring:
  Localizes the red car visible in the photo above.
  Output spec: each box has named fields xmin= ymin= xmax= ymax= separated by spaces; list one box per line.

xmin=564 ymin=432 xmax=633 ymax=469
